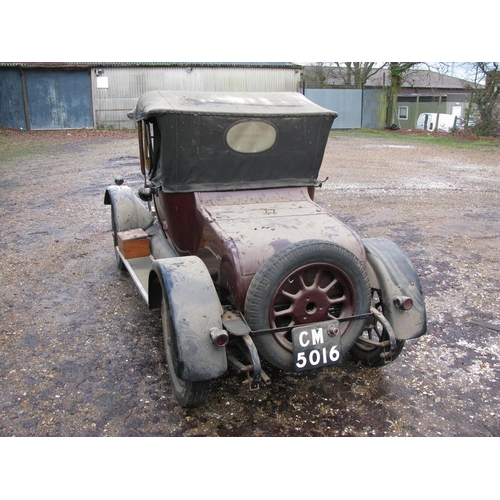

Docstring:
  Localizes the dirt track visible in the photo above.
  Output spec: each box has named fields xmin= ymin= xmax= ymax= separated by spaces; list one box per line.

xmin=1 ymin=128 xmax=499 ymax=436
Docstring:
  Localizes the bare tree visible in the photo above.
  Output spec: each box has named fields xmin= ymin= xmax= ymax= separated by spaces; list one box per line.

xmin=438 ymin=62 xmax=500 ymax=136
xmin=332 ymin=62 xmax=386 ymax=88
xmin=303 ymin=63 xmax=335 ymax=87
xmin=303 ymin=62 xmax=386 ymax=88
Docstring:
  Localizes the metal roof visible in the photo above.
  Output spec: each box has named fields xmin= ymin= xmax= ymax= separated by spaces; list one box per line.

xmin=325 ymin=68 xmax=479 ymax=89
xmin=0 ymin=62 xmax=303 ymax=69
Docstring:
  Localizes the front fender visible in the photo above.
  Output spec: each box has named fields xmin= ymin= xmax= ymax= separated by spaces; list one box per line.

xmin=104 ymin=184 xmax=154 ymax=233
xmin=363 ymin=238 xmax=427 ymax=340
xmin=150 ymin=256 xmax=227 ymax=382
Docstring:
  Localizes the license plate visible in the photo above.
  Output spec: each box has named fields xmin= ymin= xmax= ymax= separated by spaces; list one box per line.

xmin=292 ymin=320 xmax=342 ymax=372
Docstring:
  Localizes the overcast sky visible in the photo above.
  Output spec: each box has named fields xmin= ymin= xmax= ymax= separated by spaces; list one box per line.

xmin=3 ymin=3 xmax=492 ymax=65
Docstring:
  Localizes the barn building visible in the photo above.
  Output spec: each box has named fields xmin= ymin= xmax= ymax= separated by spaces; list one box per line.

xmin=0 ymin=62 xmax=303 ymax=130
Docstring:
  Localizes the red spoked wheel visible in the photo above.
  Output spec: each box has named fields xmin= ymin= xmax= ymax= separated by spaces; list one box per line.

xmin=270 ymin=262 xmax=357 ymax=349
xmin=245 ymin=240 xmax=371 ymax=372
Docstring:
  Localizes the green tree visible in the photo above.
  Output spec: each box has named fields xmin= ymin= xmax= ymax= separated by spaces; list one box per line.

xmin=385 ymin=62 xmax=419 ymax=128
xmin=471 ymin=62 xmax=500 ymax=136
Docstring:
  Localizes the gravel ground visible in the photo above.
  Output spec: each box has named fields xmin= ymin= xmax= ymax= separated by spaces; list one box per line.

xmin=1 ymin=127 xmax=499 ymax=437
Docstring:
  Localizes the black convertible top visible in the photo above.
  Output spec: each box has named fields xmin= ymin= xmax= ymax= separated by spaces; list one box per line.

xmin=128 ymin=90 xmax=338 ymax=120
xmin=129 ymin=91 xmax=338 ymax=193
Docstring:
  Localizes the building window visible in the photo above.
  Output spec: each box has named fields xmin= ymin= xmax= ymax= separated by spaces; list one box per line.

xmin=398 ymin=106 xmax=409 ymax=120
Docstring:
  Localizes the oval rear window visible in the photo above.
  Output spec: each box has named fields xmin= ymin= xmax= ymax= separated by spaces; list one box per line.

xmin=226 ymin=120 xmax=277 ymax=153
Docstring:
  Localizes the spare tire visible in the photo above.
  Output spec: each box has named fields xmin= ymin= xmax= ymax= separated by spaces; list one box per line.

xmin=244 ymin=240 xmax=371 ymax=372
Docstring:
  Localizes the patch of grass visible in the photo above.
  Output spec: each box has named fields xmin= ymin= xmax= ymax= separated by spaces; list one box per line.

xmin=0 ymin=134 xmax=48 ymax=165
xmin=0 ymin=127 xmax=136 ymax=169
xmin=330 ymin=128 xmax=500 ymax=151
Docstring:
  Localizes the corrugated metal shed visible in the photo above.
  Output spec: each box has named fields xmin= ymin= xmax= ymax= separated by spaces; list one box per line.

xmin=0 ymin=63 xmax=303 ymax=129
xmin=90 ymin=63 xmax=303 ymax=129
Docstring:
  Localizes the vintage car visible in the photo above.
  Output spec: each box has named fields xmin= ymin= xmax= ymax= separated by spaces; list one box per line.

xmin=104 ymin=90 xmax=427 ymax=407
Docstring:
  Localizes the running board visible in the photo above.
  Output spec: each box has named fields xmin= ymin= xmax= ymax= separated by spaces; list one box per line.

xmin=117 ymin=247 xmax=153 ymax=303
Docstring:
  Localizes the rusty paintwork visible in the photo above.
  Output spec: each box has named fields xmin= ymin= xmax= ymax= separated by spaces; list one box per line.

xmin=154 ymin=186 xmax=366 ymax=310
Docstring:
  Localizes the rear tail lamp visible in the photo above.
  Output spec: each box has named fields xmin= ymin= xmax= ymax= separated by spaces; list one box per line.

xmin=209 ymin=328 xmax=229 ymax=347
xmin=394 ymin=296 xmax=413 ymax=311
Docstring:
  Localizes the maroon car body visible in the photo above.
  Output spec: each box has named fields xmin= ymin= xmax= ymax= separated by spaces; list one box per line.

xmin=155 ymin=187 xmax=366 ymax=310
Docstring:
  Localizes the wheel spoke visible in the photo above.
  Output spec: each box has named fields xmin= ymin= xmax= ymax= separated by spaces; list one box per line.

xmin=273 ymin=306 xmax=293 ymax=317
xmin=310 ymin=268 xmax=321 ymax=288
xmin=328 ymin=294 xmax=346 ymax=305
xmin=298 ymin=272 xmax=309 ymax=291
xmin=281 ymin=289 xmax=298 ymax=299
xmin=320 ymin=277 xmax=338 ymax=294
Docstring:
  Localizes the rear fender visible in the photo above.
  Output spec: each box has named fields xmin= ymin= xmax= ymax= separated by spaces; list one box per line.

xmin=104 ymin=184 xmax=154 ymax=232
xmin=149 ymin=256 xmax=227 ymax=382
xmin=363 ymin=238 xmax=427 ymax=340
